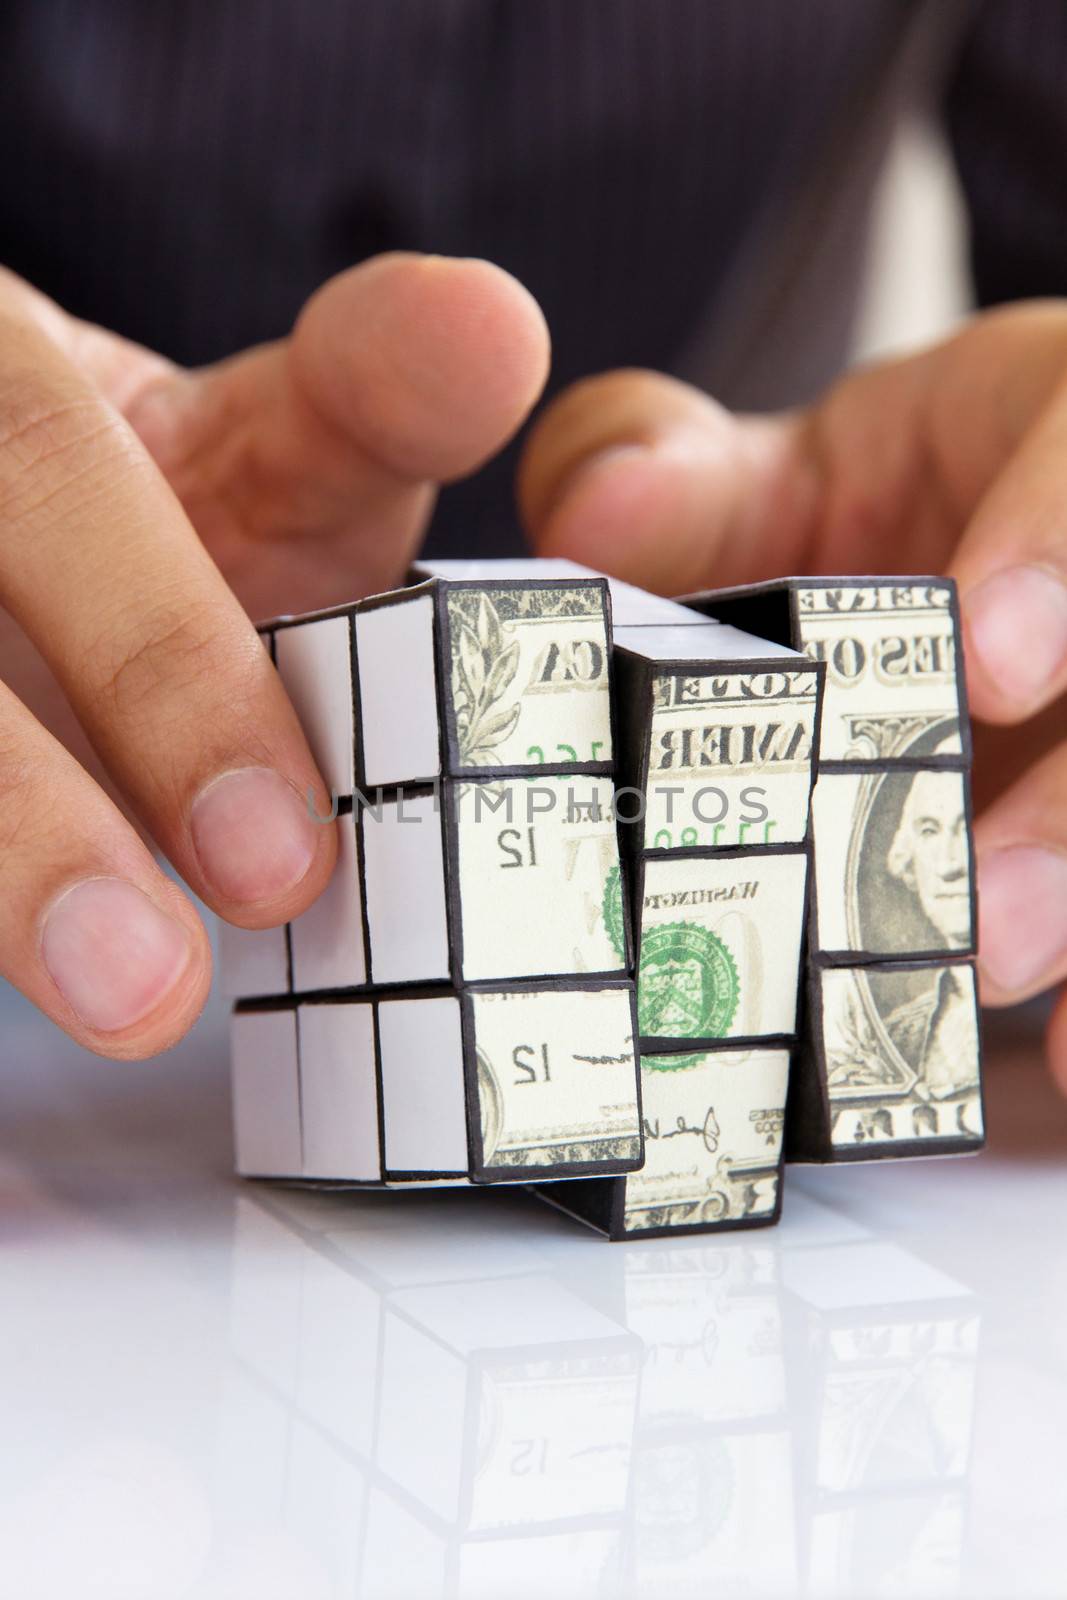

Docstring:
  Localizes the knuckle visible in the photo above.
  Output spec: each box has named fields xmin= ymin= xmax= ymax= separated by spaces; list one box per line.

xmin=0 ymin=358 xmax=87 ymax=460
xmin=0 ymin=368 xmax=139 ymax=524
xmin=91 ymin=595 xmax=259 ymax=732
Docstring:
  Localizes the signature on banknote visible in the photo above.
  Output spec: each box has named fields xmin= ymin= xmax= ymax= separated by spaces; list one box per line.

xmin=642 ymin=1107 xmax=721 ymax=1152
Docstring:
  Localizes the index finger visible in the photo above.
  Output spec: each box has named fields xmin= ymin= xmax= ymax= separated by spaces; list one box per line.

xmin=0 ymin=303 xmax=336 ymax=927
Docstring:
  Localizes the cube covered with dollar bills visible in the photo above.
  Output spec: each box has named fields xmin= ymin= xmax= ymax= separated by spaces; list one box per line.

xmin=271 ymin=571 xmax=616 ymax=789
xmin=682 ymin=578 xmax=983 ymax=1164
xmin=223 ymin=570 xmax=644 ymax=1189
xmin=220 ymin=574 xmax=626 ymax=999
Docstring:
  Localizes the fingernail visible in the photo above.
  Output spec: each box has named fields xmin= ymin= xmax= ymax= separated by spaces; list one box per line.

xmin=42 ymin=877 xmax=193 ymax=1033
xmin=978 ymin=845 xmax=1067 ymax=993
xmin=966 ymin=565 xmax=1067 ymax=705
xmin=191 ymin=767 xmax=319 ymax=904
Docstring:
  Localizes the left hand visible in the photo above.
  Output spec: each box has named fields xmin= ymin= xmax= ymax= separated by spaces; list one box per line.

xmin=0 ymin=254 xmax=547 ymax=1057
xmin=518 ymin=302 xmax=1067 ymax=1090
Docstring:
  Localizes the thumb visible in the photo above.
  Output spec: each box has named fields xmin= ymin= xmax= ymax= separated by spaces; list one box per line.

xmin=123 ymin=253 xmax=552 ymax=610
xmin=291 ymin=252 xmax=552 ymax=485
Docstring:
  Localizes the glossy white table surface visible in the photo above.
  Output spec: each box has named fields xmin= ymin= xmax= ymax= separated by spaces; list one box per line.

xmin=3 ymin=982 xmax=1064 ymax=1600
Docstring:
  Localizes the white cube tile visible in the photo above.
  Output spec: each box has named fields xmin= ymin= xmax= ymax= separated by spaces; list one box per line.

xmin=275 ymin=615 xmax=355 ymax=798
xmin=231 ymin=1009 xmax=302 ymax=1177
xmin=378 ymin=996 xmax=468 ymax=1174
xmin=362 ymin=793 xmax=450 ymax=985
xmin=289 ymin=810 xmax=367 ymax=991
xmin=355 ymin=596 xmax=440 ymax=788
xmin=298 ymin=1002 xmax=380 ymax=1181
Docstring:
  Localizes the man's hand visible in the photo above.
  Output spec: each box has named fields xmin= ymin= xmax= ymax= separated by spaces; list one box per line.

xmin=519 ymin=303 xmax=1067 ymax=1088
xmin=0 ymin=255 xmax=549 ymax=1057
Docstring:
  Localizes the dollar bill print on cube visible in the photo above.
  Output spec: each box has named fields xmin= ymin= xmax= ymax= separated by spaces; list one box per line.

xmin=529 ymin=584 xmax=823 ymax=1238
xmin=681 ymin=577 xmax=983 ymax=1163
xmin=221 ymin=571 xmax=626 ymax=998
xmin=681 ymin=576 xmax=969 ymax=763
xmin=231 ymin=980 xmax=641 ymax=1185
xmin=222 ymin=568 xmax=643 ymax=1188
xmin=542 ymin=1045 xmax=793 ymax=1240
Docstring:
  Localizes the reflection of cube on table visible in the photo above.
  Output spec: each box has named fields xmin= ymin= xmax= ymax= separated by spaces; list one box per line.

xmin=620 ymin=1240 xmax=797 ymax=1591
xmin=232 ymin=980 xmax=642 ymax=1186
xmin=367 ymin=1272 xmax=639 ymax=1575
xmin=223 ymin=1189 xmax=640 ymax=1596
xmin=781 ymin=1219 xmax=979 ymax=1592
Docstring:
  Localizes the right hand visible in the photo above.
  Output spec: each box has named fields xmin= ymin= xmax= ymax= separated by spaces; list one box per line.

xmin=0 ymin=255 xmax=549 ymax=1058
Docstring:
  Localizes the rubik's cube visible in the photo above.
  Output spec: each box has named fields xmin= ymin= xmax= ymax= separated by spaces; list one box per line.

xmin=222 ymin=560 xmax=983 ymax=1238
xmin=223 ymin=572 xmax=643 ymax=1187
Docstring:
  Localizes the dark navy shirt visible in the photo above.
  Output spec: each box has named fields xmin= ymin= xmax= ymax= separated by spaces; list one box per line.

xmin=3 ymin=1 xmax=1066 ymax=552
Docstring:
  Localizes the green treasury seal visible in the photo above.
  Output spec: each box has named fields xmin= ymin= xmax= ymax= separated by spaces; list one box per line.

xmin=642 ymin=1050 xmax=704 ymax=1074
xmin=602 ymin=862 xmax=625 ymax=962
xmin=638 ymin=921 xmax=740 ymax=1038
